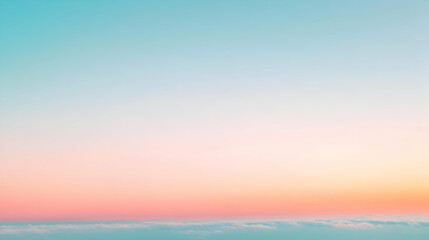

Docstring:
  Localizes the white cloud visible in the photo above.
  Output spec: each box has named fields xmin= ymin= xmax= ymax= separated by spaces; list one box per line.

xmin=0 ymin=223 xmax=149 ymax=235
xmin=333 ymin=221 xmax=377 ymax=229
xmin=1 ymin=216 xmax=427 ymax=235
xmin=233 ymin=223 xmax=277 ymax=230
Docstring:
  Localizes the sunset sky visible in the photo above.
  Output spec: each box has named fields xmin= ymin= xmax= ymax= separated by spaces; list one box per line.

xmin=1 ymin=0 xmax=428 ymax=221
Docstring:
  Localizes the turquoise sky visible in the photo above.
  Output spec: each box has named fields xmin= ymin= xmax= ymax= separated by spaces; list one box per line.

xmin=1 ymin=0 xmax=428 ymax=121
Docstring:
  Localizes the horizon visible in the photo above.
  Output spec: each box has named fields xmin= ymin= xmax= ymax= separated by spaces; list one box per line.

xmin=1 ymin=214 xmax=428 ymax=223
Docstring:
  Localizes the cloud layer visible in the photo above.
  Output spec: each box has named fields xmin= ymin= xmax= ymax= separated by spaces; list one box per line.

xmin=1 ymin=216 xmax=428 ymax=236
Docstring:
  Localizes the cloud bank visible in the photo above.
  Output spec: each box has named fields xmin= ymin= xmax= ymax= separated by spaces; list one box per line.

xmin=1 ymin=216 xmax=428 ymax=236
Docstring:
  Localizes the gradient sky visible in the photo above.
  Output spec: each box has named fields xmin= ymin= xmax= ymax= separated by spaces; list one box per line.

xmin=0 ymin=0 xmax=428 ymax=221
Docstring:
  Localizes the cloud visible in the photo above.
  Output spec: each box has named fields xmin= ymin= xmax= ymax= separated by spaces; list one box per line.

xmin=333 ymin=221 xmax=378 ymax=229
xmin=0 ymin=223 xmax=149 ymax=235
xmin=277 ymin=216 xmax=429 ymax=230
xmin=0 ymin=225 xmax=49 ymax=235
xmin=232 ymin=223 xmax=277 ymax=230
xmin=0 ymin=220 xmax=277 ymax=235
xmin=350 ymin=216 xmax=429 ymax=227
xmin=295 ymin=219 xmax=379 ymax=229
xmin=1 ymin=216 xmax=427 ymax=235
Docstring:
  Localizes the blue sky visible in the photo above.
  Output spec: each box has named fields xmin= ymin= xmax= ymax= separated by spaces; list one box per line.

xmin=2 ymin=0 xmax=428 ymax=110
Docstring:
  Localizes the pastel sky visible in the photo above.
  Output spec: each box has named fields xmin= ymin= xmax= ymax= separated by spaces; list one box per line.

xmin=0 ymin=0 xmax=428 ymax=221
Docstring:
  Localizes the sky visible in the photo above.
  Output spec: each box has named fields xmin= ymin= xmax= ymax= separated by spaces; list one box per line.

xmin=0 ymin=0 xmax=428 ymax=221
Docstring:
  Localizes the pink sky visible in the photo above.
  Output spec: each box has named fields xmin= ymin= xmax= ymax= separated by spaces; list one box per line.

xmin=1 ymin=115 xmax=428 ymax=221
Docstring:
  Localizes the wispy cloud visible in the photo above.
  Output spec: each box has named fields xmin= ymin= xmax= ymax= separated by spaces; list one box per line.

xmin=0 ymin=223 xmax=150 ymax=235
xmin=333 ymin=221 xmax=379 ymax=229
xmin=1 ymin=216 xmax=428 ymax=235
